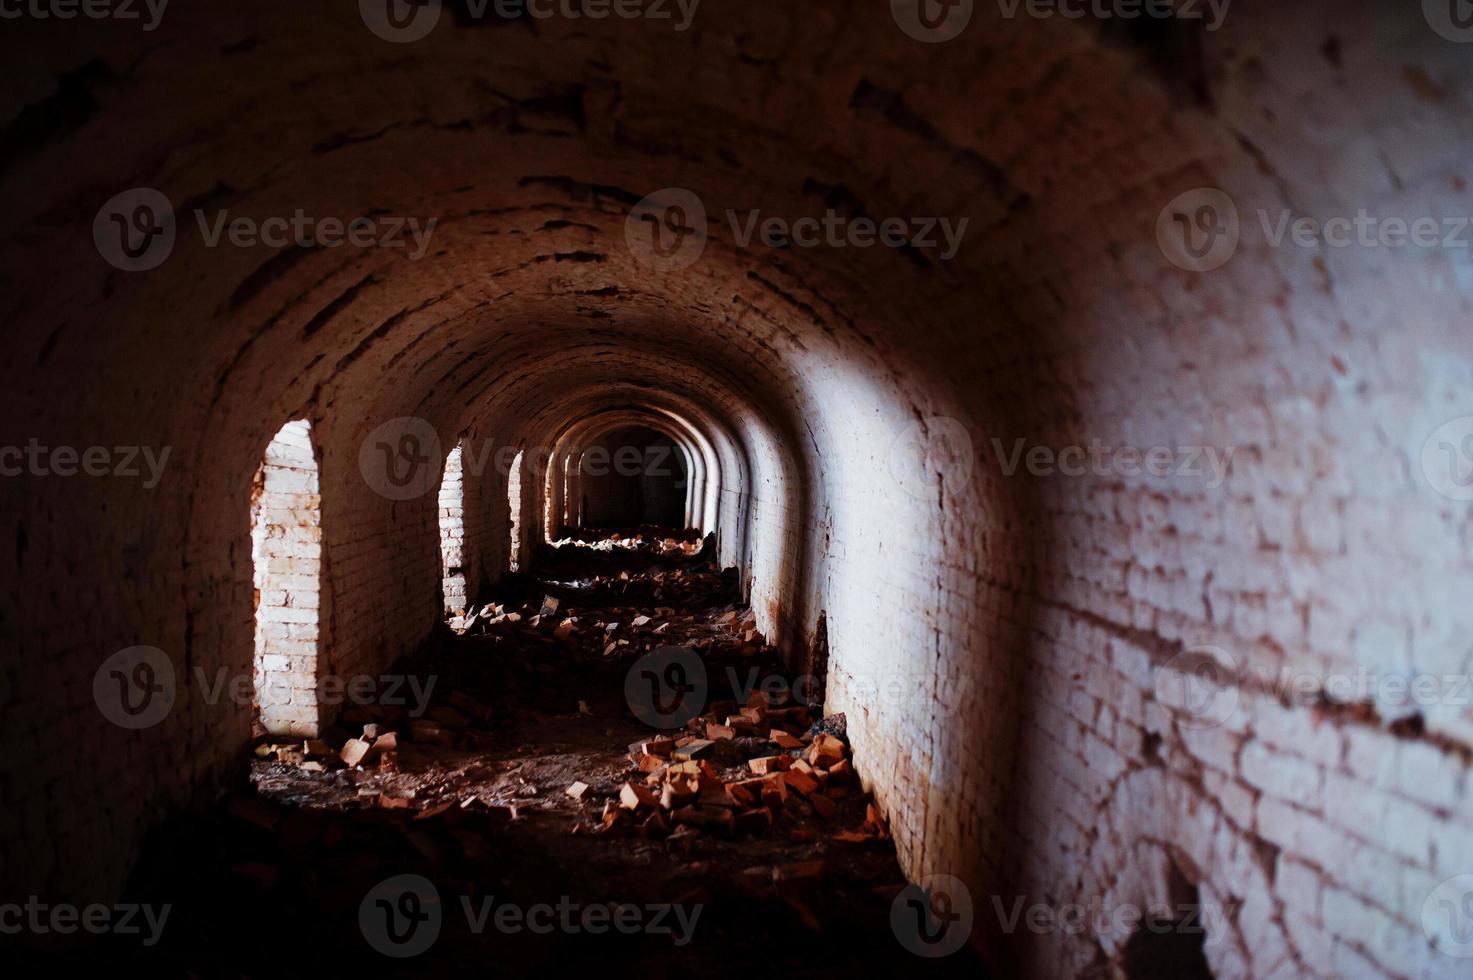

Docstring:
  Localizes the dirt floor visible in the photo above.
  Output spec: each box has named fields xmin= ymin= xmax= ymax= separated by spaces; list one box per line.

xmin=40 ymin=529 xmax=987 ymax=976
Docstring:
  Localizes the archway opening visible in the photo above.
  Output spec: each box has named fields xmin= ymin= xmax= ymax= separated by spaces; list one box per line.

xmin=250 ymin=419 xmax=321 ymax=738
xmin=578 ymin=425 xmax=688 ymax=530
xmin=1120 ymin=864 xmax=1214 ymax=980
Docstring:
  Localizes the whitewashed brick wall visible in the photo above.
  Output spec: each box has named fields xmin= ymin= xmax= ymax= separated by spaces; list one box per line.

xmin=250 ymin=420 xmax=321 ymax=737
xmin=438 ymin=443 xmax=467 ymax=613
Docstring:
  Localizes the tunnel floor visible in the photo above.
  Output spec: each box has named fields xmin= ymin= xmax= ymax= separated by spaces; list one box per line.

xmin=62 ymin=529 xmax=987 ymax=976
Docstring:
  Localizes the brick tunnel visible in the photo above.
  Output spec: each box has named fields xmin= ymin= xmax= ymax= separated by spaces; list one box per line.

xmin=3 ymin=1 xmax=1473 ymax=976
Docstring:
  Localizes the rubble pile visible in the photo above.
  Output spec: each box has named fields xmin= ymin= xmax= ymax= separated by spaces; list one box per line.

xmin=533 ymin=528 xmax=719 ymax=587
xmin=237 ymin=528 xmax=916 ymax=959
xmin=549 ymin=525 xmax=707 ymax=553
xmin=449 ymin=578 xmax=753 ymax=661
xmin=252 ymin=687 xmax=507 ymax=812
xmin=574 ymin=698 xmax=892 ymax=849
xmin=112 ymin=526 xmax=971 ymax=976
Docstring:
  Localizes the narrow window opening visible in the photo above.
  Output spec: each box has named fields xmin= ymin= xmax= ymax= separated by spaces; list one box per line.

xmin=507 ymin=448 xmax=524 ymax=572
xmin=250 ymin=419 xmax=321 ymax=738
xmin=439 ymin=441 xmax=466 ymax=614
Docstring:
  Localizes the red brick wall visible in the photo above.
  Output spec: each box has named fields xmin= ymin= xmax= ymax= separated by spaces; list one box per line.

xmin=3 ymin=3 xmax=1472 ymax=976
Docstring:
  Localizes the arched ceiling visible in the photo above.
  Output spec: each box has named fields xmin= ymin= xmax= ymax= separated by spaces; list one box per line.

xmin=0 ymin=0 xmax=1179 ymax=483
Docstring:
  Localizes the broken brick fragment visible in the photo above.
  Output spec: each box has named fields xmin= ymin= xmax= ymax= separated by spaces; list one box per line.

xmin=733 ymin=808 xmax=774 ymax=834
xmin=749 ymin=755 xmax=790 ymax=775
xmin=339 ymin=738 xmax=372 ymax=767
xmin=620 ymin=781 xmax=659 ymax=810
xmin=769 ymin=729 xmax=803 ymax=750
xmin=782 ymin=768 xmax=820 ymax=796
xmin=674 ymin=738 xmax=716 ymax=760
xmin=772 ymin=860 xmax=824 ymax=882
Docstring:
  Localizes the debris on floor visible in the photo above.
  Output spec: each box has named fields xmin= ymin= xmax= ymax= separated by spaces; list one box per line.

xmin=102 ymin=528 xmax=979 ymax=976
